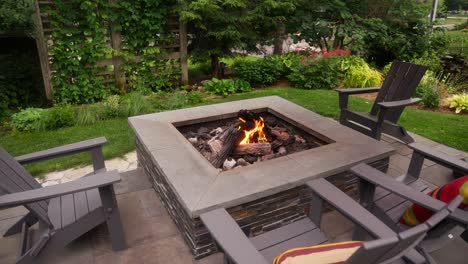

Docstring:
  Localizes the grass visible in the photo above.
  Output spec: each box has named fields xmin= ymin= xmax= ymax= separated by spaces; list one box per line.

xmin=446 ymin=30 xmax=468 ymax=56
xmin=435 ymin=30 xmax=468 ymax=56
xmin=436 ymin=17 xmax=467 ymax=25
xmin=0 ymin=119 xmax=134 ymax=177
xmin=1 ymin=87 xmax=467 ymax=176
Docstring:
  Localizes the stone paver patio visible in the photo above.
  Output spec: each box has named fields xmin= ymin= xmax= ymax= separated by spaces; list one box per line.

xmin=0 ymin=130 xmax=467 ymax=264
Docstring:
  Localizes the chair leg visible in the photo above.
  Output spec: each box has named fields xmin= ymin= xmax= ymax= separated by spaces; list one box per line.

xmin=382 ymin=123 xmax=415 ymax=144
xmin=354 ymin=179 xmax=376 ymax=240
xmin=98 ymin=185 xmax=127 ymax=251
xmin=461 ymin=230 xmax=468 ymax=243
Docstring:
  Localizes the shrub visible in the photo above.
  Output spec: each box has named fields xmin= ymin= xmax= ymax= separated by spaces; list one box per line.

xmin=415 ymin=72 xmax=440 ymax=108
xmin=188 ymin=60 xmax=212 ymax=79
xmin=383 ymin=62 xmax=392 ymax=76
xmin=287 ymin=57 xmax=342 ymax=90
xmin=232 ymin=57 xmax=282 ymax=86
xmin=340 ymin=56 xmax=383 ymax=88
xmin=102 ymin=95 xmax=122 ymax=118
xmin=186 ymin=91 xmax=204 ymax=104
xmin=44 ymin=105 xmax=76 ymax=130
xmin=11 ymin=108 xmax=46 ymax=132
xmin=446 ymin=93 xmax=468 ymax=114
xmin=204 ymin=78 xmax=252 ymax=96
xmin=271 ymin=53 xmax=303 ymax=77
xmin=410 ymin=52 xmax=442 ymax=73
xmin=165 ymin=91 xmax=189 ymax=110
xmin=76 ymin=104 xmax=102 ymax=126
xmin=0 ymin=47 xmax=45 ymax=120
xmin=121 ymin=92 xmax=151 ymax=117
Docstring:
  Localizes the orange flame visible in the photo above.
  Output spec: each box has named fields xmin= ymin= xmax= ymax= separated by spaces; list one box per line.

xmin=239 ymin=116 xmax=268 ymax=145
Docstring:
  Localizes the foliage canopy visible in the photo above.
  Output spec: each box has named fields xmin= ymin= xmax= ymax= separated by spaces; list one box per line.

xmin=0 ymin=0 xmax=34 ymax=34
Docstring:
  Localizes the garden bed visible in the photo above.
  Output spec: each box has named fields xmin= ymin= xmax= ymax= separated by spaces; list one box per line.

xmin=1 ymin=87 xmax=467 ymax=177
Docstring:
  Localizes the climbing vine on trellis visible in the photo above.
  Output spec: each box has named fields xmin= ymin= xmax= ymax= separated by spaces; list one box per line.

xmin=44 ymin=0 xmax=178 ymax=104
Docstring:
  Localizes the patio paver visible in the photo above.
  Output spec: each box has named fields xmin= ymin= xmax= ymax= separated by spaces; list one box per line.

xmin=0 ymin=131 xmax=466 ymax=264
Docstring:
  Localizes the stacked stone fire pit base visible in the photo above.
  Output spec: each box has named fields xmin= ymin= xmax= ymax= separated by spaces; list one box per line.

xmin=130 ymin=96 xmax=394 ymax=258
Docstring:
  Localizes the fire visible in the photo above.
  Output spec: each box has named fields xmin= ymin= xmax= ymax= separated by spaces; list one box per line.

xmin=238 ymin=116 xmax=268 ymax=145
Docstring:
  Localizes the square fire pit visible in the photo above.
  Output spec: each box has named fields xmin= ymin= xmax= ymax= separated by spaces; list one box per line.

xmin=129 ymin=96 xmax=394 ymax=258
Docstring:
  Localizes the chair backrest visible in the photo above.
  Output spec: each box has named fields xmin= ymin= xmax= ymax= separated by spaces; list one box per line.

xmin=370 ymin=61 xmax=427 ymax=123
xmin=346 ymin=194 xmax=458 ymax=264
xmin=0 ymin=148 xmax=52 ymax=227
xmin=346 ymin=224 xmax=428 ymax=264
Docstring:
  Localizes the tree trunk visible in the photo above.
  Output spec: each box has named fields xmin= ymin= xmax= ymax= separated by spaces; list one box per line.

xmin=211 ymin=54 xmax=221 ymax=78
xmin=273 ymin=23 xmax=286 ymax=55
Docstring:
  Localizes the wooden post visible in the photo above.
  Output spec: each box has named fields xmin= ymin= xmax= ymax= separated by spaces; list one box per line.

xmin=33 ymin=0 xmax=53 ymax=105
xmin=179 ymin=22 xmax=189 ymax=85
xmin=108 ymin=0 xmax=126 ymax=93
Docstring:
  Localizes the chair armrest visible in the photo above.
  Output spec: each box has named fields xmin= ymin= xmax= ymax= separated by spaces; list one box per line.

xmin=377 ymin=98 xmax=421 ymax=109
xmin=15 ymin=137 xmax=107 ymax=164
xmin=337 ymin=87 xmax=381 ymax=109
xmin=409 ymin=143 xmax=468 ymax=174
xmin=306 ymin=178 xmax=396 ymax=238
xmin=200 ymin=208 xmax=269 ymax=264
xmin=351 ymin=163 xmax=468 ymax=226
xmin=0 ymin=170 xmax=120 ymax=209
xmin=336 ymin=87 xmax=381 ymax=95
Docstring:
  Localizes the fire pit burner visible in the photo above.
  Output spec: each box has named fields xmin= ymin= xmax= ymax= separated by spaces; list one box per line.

xmin=178 ymin=110 xmax=328 ymax=171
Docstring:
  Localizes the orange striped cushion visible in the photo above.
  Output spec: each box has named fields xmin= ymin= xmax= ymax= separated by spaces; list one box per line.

xmin=273 ymin=241 xmax=363 ymax=264
xmin=400 ymin=176 xmax=468 ymax=226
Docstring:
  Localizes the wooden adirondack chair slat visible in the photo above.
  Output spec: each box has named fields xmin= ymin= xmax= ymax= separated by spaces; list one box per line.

xmin=0 ymin=140 xmax=126 ymax=263
xmin=374 ymin=179 xmax=431 ymax=211
xmin=201 ymin=176 xmax=457 ymax=264
xmin=74 ymin=191 xmax=90 ymax=220
xmin=61 ymin=194 xmax=76 ymax=228
xmin=338 ymin=61 xmax=428 ymax=143
xmin=250 ymin=217 xmax=321 ymax=250
xmin=86 ymin=188 xmax=102 ymax=212
xmin=259 ymin=228 xmax=328 ymax=263
xmin=48 ymin=196 xmax=62 ymax=229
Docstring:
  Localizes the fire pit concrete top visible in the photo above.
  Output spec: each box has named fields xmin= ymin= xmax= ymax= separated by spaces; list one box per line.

xmin=129 ymin=96 xmax=394 ymax=217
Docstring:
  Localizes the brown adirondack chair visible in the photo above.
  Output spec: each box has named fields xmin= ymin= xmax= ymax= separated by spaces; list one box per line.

xmin=351 ymin=143 xmax=468 ymax=259
xmin=0 ymin=137 xmax=126 ymax=264
xmin=200 ymin=177 xmax=462 ymax=264
xmin=337 ymin=61 xmax=427 ymax=143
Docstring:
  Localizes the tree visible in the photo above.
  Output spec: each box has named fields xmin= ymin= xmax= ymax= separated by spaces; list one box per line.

xmin=0 ymin=0 xmax=35 ymax=34
xmin=289 ymin=0 xmax=437 ymax=66
xmin=445 ymin=0 xmax=468 ymax=11
xmin=179 ymin=0 xmax=297 ymax=77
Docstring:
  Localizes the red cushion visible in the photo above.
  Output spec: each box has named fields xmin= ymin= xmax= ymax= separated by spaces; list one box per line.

xmin=273 ymin=241 xmax=363 ymax=264
xmin=400 ymin=175 xmax=468 ymax=226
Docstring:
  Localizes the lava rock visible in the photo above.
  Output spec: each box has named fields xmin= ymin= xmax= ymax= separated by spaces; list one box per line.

xmin=186 ymin=131 xmax=197 ymax=138
xmin=244 ymin=155 xmax=258 ymax=164
xmin=223 ymin=158 xmax=237 ymax=170
xmin=210 ymin=127 xmax=223 ymax=136
xmin=199 ymin=133 xmax=211 ymax=140
xmin=197 ymin=127 xmax=209 ymax=135
xmin=236 ymin=158 xmax=248 ymax=166
xmin=295 ymin=135 xmax=306 ymax=144
xmin=277 ymin=146 xmax=287 ymax=156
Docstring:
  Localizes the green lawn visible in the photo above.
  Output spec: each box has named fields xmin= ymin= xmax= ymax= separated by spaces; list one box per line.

xmin=445 ymin=30 xmax=468 ymax=56
xmin=436 ymin=17 xmax=467 ymax=25
xmin=1 ymin=87 xmax=467 ymax=176
xmin=0 ymin=119 xmax=135 ymax=177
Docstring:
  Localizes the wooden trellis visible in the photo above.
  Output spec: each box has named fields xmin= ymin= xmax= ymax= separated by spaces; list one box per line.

xmin=34 ymin=0 xmax=189 ymax=104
